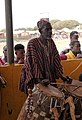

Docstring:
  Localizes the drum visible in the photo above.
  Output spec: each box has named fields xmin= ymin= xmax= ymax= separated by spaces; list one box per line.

xmin=37 ymin=83 xmax=63 ymax=98
xmin=17 ymin=84 xmax=64 ymax=120
xmin=64 ymin=80 xmax=82 ymax=119
xmin=65 ymin=80 xmax=82 ymax=98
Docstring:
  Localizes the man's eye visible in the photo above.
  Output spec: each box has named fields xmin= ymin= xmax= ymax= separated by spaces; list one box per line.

xmin=46 ymin=28 xmax=52 ymax=31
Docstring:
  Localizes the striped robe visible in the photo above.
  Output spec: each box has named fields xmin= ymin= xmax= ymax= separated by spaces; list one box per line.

xmin=19 ymin=37 xmax=63 ymax=95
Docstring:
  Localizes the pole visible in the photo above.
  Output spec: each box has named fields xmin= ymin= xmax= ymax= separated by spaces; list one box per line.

xmin=5 ymin=0 xmax=14 ymax=64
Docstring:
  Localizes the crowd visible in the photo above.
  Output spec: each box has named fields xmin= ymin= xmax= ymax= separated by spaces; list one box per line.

xmin=0 ymin=30 xmax=82 ymax=65
xmin=60 ymin=31 xmax=82 ymax=60
xmin=0 ymin=43 xmax=25 ymax=65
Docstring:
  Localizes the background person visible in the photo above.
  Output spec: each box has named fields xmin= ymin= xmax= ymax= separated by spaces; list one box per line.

xmin=19 ymin=19 xmax=65 ymax=95
xmin=65 ymin=41 xmax=82 ymax=59
xmin=2 ymin=45 xmax=7 ymax=63
xmin=14 ymin=44 xmax=25 ymax=64
xmin=60 ymin=31 xmax=79 ymax=54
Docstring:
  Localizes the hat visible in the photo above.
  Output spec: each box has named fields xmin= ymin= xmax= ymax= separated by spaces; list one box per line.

xmin=37 ymin=19 xmax=51 ymax=30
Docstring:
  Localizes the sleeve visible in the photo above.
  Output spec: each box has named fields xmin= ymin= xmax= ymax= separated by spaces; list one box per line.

xmin=19 ymin=41 xmax=36 ymax=95
xmin=53 ymin=43 xmax=63 ymax=79
xmin=19 ymin=40 xmax=43 ymax=95
xmin=19 ymin=65 xmax=28 ymax=95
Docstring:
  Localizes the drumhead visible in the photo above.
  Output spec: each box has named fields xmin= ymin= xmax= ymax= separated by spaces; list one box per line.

xmin=65 ymin=80 xmax=82 ymax=98
xmin=37 ymin=84 xmax=63 ymax=98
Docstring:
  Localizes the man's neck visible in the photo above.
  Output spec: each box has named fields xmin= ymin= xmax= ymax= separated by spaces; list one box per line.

xmin=40 ymin=35 xmax=48 ymax=46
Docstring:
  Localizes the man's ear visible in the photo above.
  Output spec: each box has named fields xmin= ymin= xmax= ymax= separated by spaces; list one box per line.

xmin=15 ymin=51 xmax=17 ymax=55
xmin=71 ymin=45 xmax=73 ymax=49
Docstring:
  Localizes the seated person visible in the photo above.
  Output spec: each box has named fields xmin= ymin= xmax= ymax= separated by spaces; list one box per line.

xmin=14 ymin=44 xmax=25 ymax=64
xmin=60 ymin=31 xmax=79 ymax=54
xmin=0 ymin=57 xmax=5 ymax=65
xmin=2 ymin=45 xmax=7 ymax=63
xmin=65 ymin=41 xmax=82 ymax=59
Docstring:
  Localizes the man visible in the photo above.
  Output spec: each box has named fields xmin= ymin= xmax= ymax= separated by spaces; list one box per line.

xmin=70 ymin=31 xmax=79 ymax=42
xmin=2 ymin=45 xmax=7 ymax=63
xmin=60 ymin=31 xmax=79 ymax=54
xmin=14 ymin=44 xmax=25 ymax=64
xmin=19 ymin=19 xmax=65 ymax=94
xmin=18 ymin=19 xmax=70 ymax=120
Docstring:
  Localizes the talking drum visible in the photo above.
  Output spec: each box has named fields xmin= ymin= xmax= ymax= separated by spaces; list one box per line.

xmin=17 ymin=83 xmax=64 ymax=120
xmin=37 ymin=83 xmax=63 ymax=98
xmin=64 ymin=80 xmax=82 ymax=119
xmin=65 ymin=80 xmax=82 ymax=98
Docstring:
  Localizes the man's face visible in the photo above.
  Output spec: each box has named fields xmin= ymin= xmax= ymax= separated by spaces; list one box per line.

xmin=71 ymin=33 xmax=79 ymax=41
xmin=15 ymin=49 xmax=25 ymax=59
xmin=72 ymin=42 xmax=81 ymax=53
xmin=41 ymin=23 xmax=52 ymax=40
xmin=3 ymin=49 xmax=7 ymax=57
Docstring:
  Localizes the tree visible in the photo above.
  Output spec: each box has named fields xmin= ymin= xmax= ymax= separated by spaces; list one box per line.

xmin=33 ymin=26 xmax=38 ymax=30
xmin=15 ymin=28 xmax=26 ymax=31
xmin=50 ymin=19 xmax=80 ymax=30
xmin=50 ymin=19 xmax=60 ymax=27
xmin=51 ymin=20 xmax=63 ymax=30
xmin=0 ymin=29 xmax=6 ymax=32
xmin=62 ymin=20 xmax=79 ymax=29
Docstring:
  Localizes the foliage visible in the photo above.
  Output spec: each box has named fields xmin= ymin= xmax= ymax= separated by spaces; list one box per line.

xmin=62 ymin=20 xmax=79 ymax=29
xmin=50 ymin=19 xmax=80 ymax=30
xmin=33 ymin=26 xmax=38 ymax=30
xmin=14 ymin=28 xmax=26 ymax=31
xmin=50 ymin=19 xmax=60 ymax=27
xmin=0 ymin=29 xmax=6 ymax=32
xmin=0 ymin=19 xmax=81 ymax=32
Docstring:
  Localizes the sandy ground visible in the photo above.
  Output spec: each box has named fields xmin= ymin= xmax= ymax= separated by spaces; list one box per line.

xmin=0 ymin=38 xmax=82 ymax=57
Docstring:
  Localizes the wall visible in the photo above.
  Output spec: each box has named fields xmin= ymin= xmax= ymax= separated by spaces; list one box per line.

xmin=0 ymin=59 xmax=82 ymax=120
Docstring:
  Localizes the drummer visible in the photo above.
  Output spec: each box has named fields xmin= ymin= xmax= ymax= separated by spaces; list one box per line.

xmin=18 ymin=19 xmax=73 ymax=120
xmin=19 ymin=19 xmax=69 ymax=95
xmin=19 ymin=19 xmax=71 ymax=94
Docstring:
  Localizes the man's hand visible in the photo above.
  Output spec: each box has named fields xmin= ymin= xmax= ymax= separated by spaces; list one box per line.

xmin=61 ymin=75 xmax=72 ymax=84
xmin=41 ymin=79 xmax=50 ymax=86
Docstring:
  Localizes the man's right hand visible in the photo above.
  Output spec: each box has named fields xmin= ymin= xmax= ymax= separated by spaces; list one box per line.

xmin=61 ymin=75 xmax=72 ymax=84
xmin=41 ymin=79 xmax=50 ymax=86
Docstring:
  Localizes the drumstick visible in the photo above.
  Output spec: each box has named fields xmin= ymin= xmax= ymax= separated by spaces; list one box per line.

xmin=50 ymin=82 xmax=82 ymax=87
xmin=71 ymin=86 xmax=81 ymax=92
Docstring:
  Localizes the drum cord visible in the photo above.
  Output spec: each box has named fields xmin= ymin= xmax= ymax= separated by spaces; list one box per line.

xmin=69 ymin=61 xmax=82 ymax=76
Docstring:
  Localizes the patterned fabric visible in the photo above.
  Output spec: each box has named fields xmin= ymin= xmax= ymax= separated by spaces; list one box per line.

xmin=19 ymin=37 xmax=63 ymax=95
xmin=17 ymin=91 xmax=59 ymax=120
xmin=65 ymin=50 xmax=76 ymax=59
